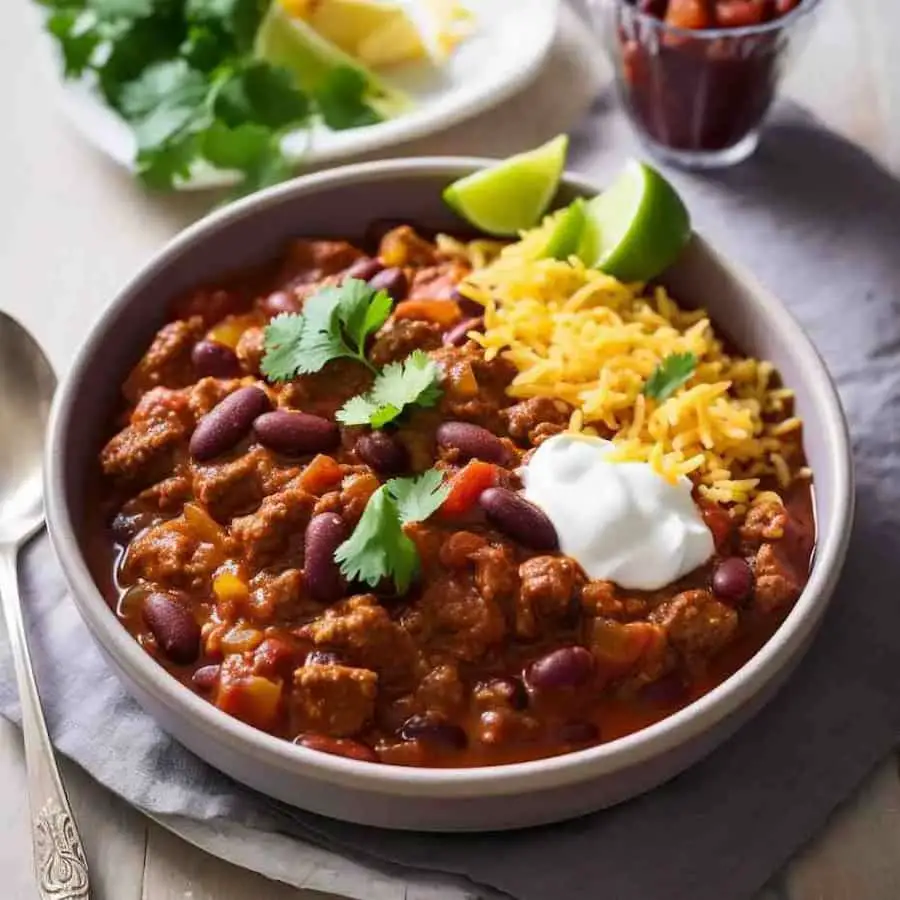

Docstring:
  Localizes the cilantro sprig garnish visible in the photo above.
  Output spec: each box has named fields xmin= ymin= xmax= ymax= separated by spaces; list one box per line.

xmin=336 ymin=350 xmax=442 ymax=428
xmin=261 ymin=278 xmax=392 ymax=381
xmin=643 ymin=352 xmax=698 ymax=401
xmin=39 ymin=0 xmax=387 ymax=193
xmin=335 ymin=470 xmax=449 ymax=594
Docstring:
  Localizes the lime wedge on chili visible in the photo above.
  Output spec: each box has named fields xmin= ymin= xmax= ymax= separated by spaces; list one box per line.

xmin=542 ymin=198 xmax=587 ymax=260
xmin=443 ymin=135 xmax=569 ymax=237
xmin=577 ymin=160 xmax=691 ymax=282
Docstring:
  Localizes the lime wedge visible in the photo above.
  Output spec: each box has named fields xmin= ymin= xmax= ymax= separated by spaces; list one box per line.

xmin=255 ymin=2 xmax=410 ymax=119
xmin=443 ymin=135 xmax=569 ymax=237
xmin=542 ymin=198 xmax=586 ymax=260
xmin=577 ymin=160 xmax=691 ymax=282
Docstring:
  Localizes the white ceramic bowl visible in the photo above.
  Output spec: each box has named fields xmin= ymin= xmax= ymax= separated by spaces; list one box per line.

xmin=45 ymin=159 xmax=854 ymax=831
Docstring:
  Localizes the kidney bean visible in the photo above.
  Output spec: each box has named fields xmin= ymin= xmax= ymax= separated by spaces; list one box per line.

xmin=436 ymin=421 xmax=509 ymax=465
xmin=304 ymin=513 xmax=348 ymax=604
xmin=343 ymin=257 xmax=385 ymax=282
xmin=305 ymin=649 xmax=342 ymax=666
xmin=442 ymin=316 xmax=484 ymax=347
xmin=712 ymin=557 xmax=754 ymax=603
xmin=483 ymin=676 xmax=529 ymax=711
xmin=192 ymin=664 xmax=221 ymax=692
xmin=355 ymin=431 xmax=408 ymax=475
xmin=558 ymin=720 xmax=600 ymax=744
xmin=479 ymin=487 xmax=559 ymax=551
xmin=526 ymin=646 xmax=595 ymax=690
xmin=261 ymin=290 xmax=300 ymax=317
xmin=295 ymin=733 xmax=379 ymax=763
xmin=253 ymin=410 xmax=339 ymax=456
xmin=449 ymin=288 xmax=483 ymax=319
xmin=641 ymin=673 xmax=690 ymax=706
xmin=191 ymin=339 xmax=242 ymax=378
xmin=189 ymin=385 xmax=271 ymax=461
xmin=143 ymin=593 xmax=201 ymax=664
xmin=368 ymin=267 xmax=409 ymax=302
xmin=399 ymin=715 xmax=468 ymax=750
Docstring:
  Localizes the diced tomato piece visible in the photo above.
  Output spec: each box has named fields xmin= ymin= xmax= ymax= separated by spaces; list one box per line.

xmin=590 ymin=619 xmax=663 ymax=674
xmin=440 ymin=461 xmax=499 ymax=516
xmin=216 ymin=657 xmax=282 ymax=730
xmin=665 ymin=0 xmax=713 ymax=29
xmin=299 ymin=454 xmax=343 ymax=495
xmin=698 ymin=499 xmax=734 ymax=552
xmin=393 ymin=299 xmax=462 ymax=327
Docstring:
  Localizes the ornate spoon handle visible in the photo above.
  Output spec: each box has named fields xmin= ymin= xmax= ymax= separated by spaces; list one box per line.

xmin=0 ymin=549 xmax=90 ymax=899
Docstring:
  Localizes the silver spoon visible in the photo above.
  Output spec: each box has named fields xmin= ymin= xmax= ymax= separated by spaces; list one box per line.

xmin=0 ymin=312 xmax=90 ymax=899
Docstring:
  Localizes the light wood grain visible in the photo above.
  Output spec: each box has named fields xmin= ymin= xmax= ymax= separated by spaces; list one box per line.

xmin=1 ymin=0 xmax=899 ymax=897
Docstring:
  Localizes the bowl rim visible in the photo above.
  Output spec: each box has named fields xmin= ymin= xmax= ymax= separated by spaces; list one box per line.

xmin=45 ymin=157 xmax=854 ymax=798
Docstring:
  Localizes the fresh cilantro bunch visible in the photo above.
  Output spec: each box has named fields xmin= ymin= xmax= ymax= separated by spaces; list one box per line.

xmin=261 ymin=277 xmax=392 ymax=379
xmin=643 ymin=351 xmax=698 ymax=401
xmin=335 ymin=470 xmax=449 ymax=594
xmin=337 ymin=350 xmax=442 ymax=428
xmin=38 ymin=0 xmax=384 ymax=192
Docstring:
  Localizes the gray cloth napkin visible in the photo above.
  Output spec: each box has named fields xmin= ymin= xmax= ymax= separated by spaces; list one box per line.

xmin=3 ymin=100 xmax=900 ymax=900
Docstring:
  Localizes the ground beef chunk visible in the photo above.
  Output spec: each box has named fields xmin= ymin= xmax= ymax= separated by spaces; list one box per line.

xmin=503 ymin=398 xmax=573 ymax=446
xmin=248 ymin=568 xmax=308 ymax=623
xmin=439 ymin=531 xmax=489 ymax=569
xmin=740 ymin=501 xmax=788 ymax=547
xmin=124 ymin=317 xmax=205 ymax=401
xmin=131 ymin=475 xmax=192 ymax=515
xmin=276 ymin=239 xmax=362 ymax=288
xmin=413 ymin=663 xmax=465 ymax=718
xmin=516 ymin=556 xmax=582 ymax=638
xmin=472 ymin=544 xmax=519 ymax=605
xmin=370 ymin=319 xmax=442 ymax=367
xmin=185 ymin=377 xmax=242 ymax=421
xmin=650 ymin=590 xmax=738 ymax=663
xmin=337 ymin=471 xmax=380 ymax=525
xmin=235 ymin=326 xmax=265 ymax=376
xmin=580 ymin=581 xmax=649 ymax=621
xmin=408 ymin=262 xmax=469 ymax=301
xmin=432 ymin=345 xmax=516 ymax=430
xmin=100 ymin=413 xmax=186 ymax=486
xmin=192 ymin=452 xmax=265 ymax=522
xmin=753 ymin=542 xmax=802 ymax=613
xmin=300 ymin=595 xmax=417 ymax=688
xmin=132 ymin=386 xmax=193 ymax=428
xmin=291 ymin=663 xmax=377 ymax=737
xmin=275 ymin=359 xmax=373 ymax=418
xmin=173 ymin=287 xmax=243 ymax=326
xmin=405 ymin=575 xmax=506 ymax=662
xmin=229 ymin=483 xmax=315 ymax=567
xmin=122 ymin=520 xmax=221 ymax=590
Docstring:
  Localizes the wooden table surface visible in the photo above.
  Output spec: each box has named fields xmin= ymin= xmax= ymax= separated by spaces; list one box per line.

xmin=2 ymin=1 xmax=899 ymax=898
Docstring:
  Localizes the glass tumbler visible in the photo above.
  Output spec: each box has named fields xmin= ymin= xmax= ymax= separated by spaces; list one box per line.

xmin=589 ymin=0 xmax=822 ymax=168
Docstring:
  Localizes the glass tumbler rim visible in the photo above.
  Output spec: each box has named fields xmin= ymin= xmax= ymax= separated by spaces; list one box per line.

xmin=601 ymin=0 xmax=823 ymax=40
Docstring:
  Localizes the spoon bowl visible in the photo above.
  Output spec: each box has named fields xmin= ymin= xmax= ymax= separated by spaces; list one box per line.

xmin=0 ymin=312 xmax=56 ymax=545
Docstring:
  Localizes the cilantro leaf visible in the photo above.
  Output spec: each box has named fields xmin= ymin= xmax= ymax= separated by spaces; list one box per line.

xmin=314 ymin=66 xmax=382 ymax=131
xmin=336 ymin=350 xmax=442 ymax=427
xmin=335 ymin=486 xmax=419 ymax=594
xmin=88 ymin=0 xmax=153 ymax=17
xmin=643 ymin=352 xmax=698 ymax=401
xmin=387 ymin=469 xmax=449 ymax=524
xmin=118 ymin=58 xmax=207 ymax=120
xmin=47 ymin=9 xmax=101 ymax=77
xmin=261 ymin=279 xmax=390 ymax=381
xmin=335 ymin=470 xmax=448 ymax=593
xmin=213 ymin=62 xmax=310 ymax=130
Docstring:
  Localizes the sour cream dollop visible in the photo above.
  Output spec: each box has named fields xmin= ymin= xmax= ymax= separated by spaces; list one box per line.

xmin=521 ymin=434 xmax=714 ymax=591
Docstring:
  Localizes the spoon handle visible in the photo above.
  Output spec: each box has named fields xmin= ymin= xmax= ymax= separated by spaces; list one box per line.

xmin=0 ymin=549 xmax=91 ymax=900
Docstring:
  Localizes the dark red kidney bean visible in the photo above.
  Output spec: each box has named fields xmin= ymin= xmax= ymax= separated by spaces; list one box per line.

xmin=641 ymin=673 xmax=689 ymax=706
xmin=261 ymin=290 xmax=300 ymax=317
xmin=295 ymin=733 xmax=379 ymax=763
xmin=526 ymin=646 xmax=595 ymax=690
xmin=450 ymin=288 xmax=483 ymax=319
xmin=436 ymin=421 xmax=509 ymax=464
xmin=443 ymin=316 xmax=484 ymax=347
xmin=190 ymin=385 xmax=271 ymax=461
xmin=400 ymin=715 xmax=468 ymax=750
xmin=305 ymin=649 xmax=342 ymax=667
xmin=143 ymin=593 xmax=201 ymax=665
xmin=712 ymin=557 xmax=754 ymax=603
xmin=558 ymin=720 xmax=600 ymax=744
xmin=191 ymin=340 xmax=241 ymax=378
xmin=479 ymin=487 xmax=559 ymax=551
xmin=304 ymin=513 xmax=348 ymax=604
xmin=484 ymin=676 xmax=529 ymax=711
xmin=191 ymin=664 xmax=221 ymax=692
xmin=253 ymin=410 xmax=339 ymax=456
xmin=368 ymin=267 xmax=408 ymax=302
xmin=355 ymin=431 xmax=408 ymax=475
xmin=343 ymin=257 xmax=385 ymax=282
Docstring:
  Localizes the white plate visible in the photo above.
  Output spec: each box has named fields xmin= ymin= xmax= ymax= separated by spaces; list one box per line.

xmin=42 ymin=0 xmax=560 ymax=189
